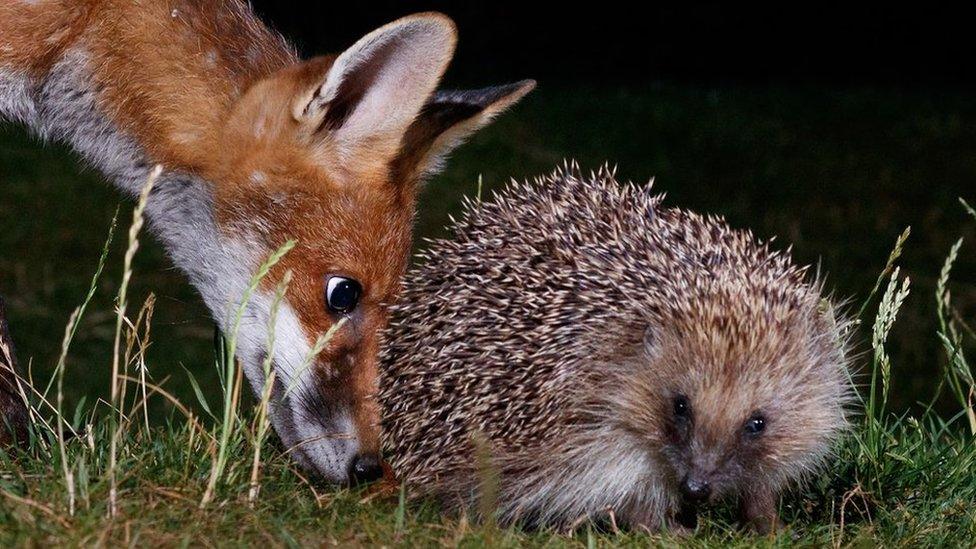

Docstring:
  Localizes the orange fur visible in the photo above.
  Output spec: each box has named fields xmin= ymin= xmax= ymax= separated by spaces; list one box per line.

xmin=1 ymin=0 xmax=532 ymax=479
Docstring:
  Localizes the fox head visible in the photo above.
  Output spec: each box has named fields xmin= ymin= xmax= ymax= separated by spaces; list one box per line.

xmin=0 ymin=5 xmax=528 ymax=481
xmin=202 ymin=13 xmax=533 ymax=484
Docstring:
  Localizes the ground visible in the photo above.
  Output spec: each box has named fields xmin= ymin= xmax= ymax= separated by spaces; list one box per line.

xmin=0 ymin=84 xmax=974 ymax=546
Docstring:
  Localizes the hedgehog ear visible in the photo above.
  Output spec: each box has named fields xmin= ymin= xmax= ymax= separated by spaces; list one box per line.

xmin=643 ymin=326 xmax=659 ymax=359
xmin=393 ymin=80 xmax=536 ymax=183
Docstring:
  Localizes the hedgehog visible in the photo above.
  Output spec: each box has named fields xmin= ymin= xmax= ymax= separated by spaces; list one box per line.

xmin=379 ymin=164 xmax=852 ymax=533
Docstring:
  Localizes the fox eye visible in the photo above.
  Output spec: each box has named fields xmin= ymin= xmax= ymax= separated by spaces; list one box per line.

xmin=673 ymin=395 xmax=691 ymax=420
xmin=744 ymin=413 xmax=766 ymax=436
xmin=325 ymin=276 xmax=362 ymax=314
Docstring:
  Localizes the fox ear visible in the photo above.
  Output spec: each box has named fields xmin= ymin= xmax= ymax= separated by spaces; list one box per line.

xmin=393 ymin=80 xmax=536 ymax=182
xmin=292 ymin=13 xmax=457 ymax=175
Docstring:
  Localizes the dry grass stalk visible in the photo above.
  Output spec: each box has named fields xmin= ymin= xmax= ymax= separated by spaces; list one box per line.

xmin=108 ymin=165 xmax=161 ymax=518
xmin=55 ymin=308 xmax=82 ymax=516
xmin=200 ymin=240 xmax=294 ymax=509
xmin=249 ymin=270 xmax=292 ymax=507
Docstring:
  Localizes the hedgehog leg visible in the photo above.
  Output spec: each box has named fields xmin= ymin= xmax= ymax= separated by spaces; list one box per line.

xmin=615 ymin=501 xmax=684 ymax=536
xmin=739 ymin=487 xmax=780 ymax=534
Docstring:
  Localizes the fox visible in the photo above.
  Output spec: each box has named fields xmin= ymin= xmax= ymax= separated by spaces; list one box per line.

xmin=0 ymin=1 xmax=533 ymax=485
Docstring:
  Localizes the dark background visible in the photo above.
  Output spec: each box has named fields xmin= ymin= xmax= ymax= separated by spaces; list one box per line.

xmin=2 ymin=2 xmax=974 ymax=419
xmin=252 ymin=2 xmax=972 ymax=87
xmin=254 ymin=1 xmax=976 ymax=415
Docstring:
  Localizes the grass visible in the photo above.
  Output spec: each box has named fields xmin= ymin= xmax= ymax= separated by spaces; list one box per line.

xmin=1 ymin=83 xmax=975 ymax=545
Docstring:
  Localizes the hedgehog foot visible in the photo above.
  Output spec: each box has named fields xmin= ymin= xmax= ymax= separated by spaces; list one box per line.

xmin=739 ymin=488 xmax=780 ymax=535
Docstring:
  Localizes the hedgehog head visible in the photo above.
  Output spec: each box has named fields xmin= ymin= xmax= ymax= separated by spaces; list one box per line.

xmin=603 ymin=276 xmax=850 ymax=519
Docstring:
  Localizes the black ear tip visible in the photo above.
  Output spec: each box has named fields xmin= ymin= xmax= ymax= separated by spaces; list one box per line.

xmin=516 ymin=79 xmax=538 ymax=93
xmin=496 ymin=79 xmax=537 ymax=102
xmin=428 ymin=79 xmax=535 ymax=112
xmin=484 ymin=79 xmax=536 ymax=108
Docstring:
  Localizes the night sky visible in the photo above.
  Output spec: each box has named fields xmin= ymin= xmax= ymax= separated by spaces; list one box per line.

xmin=251 ymin=2 xmax=973 ymax=86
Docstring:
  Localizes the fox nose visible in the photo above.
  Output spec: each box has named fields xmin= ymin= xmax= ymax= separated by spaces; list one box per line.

xmin=349 ymin=454 xmax=384 ymax=485
xmin=680 ymin=475 xmax=712 ymax=503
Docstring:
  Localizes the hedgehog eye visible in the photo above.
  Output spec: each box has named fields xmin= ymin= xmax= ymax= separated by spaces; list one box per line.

xmin=673 ymin=395 xmax=691 ymax=420
xmin=325 ymin=276 xmax=362 ymax=315
xmin=744 ymin=413 xmax=766 ymax=436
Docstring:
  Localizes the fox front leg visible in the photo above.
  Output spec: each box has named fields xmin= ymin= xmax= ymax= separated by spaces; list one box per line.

xmin=0 ymin=296 xmax=29 ymax=447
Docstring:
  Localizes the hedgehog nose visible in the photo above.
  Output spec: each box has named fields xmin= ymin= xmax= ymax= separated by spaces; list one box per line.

xmin=680 ymin=476 xmax=712 ymax=502
xmin=349 ymin=454 xmax=384 ymax=486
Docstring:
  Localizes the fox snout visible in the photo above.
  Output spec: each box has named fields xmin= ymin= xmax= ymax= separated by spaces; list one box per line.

xmin=303 ymin=337 xmax=386 ymax=485
xmin=340 ymin=354 xmax=384 ymax=486
xmin=349 ymin=453 xmax=385 ymax=485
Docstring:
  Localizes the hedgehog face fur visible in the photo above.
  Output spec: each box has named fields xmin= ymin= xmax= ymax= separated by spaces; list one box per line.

xmin=380 ymin=164 xmax=852 ymax=533
xmin=608 ymin=293 xmax=849 ymax=530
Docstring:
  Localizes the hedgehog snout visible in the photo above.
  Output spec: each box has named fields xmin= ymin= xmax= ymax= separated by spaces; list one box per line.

xmin=680 ymin=475 xmax=712 ymax=503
